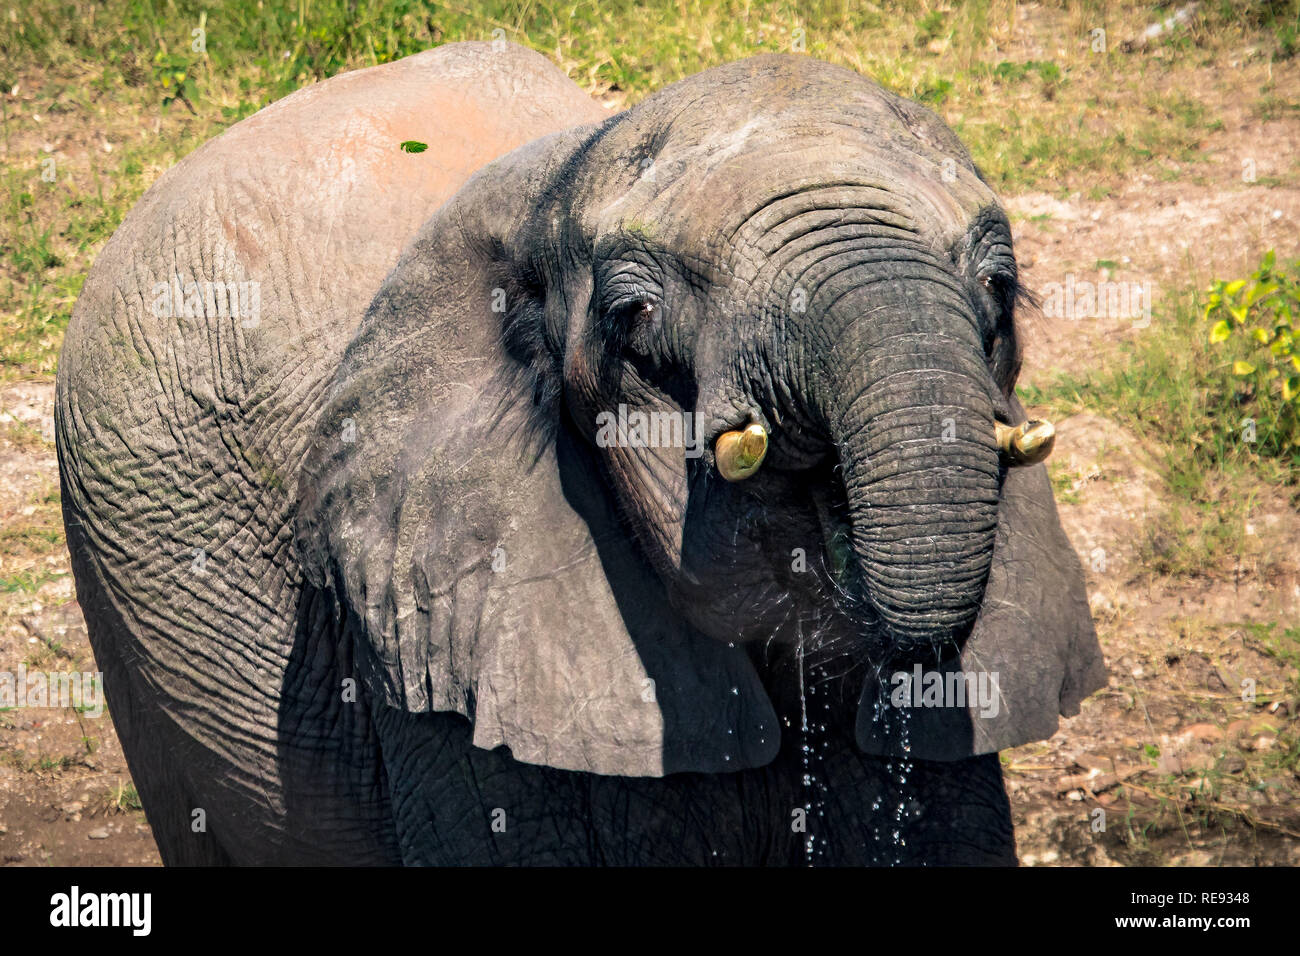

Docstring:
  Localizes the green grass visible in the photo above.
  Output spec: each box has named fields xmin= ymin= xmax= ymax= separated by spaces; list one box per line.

xmin=0 ymin=1 xmax=1293 ymax=587
xmin=1245 ymin=622 xmax=1300 ymax=682
xmin=0 ymin=486 xmax=65 ymax=576
xmin=1021 ymin=286 xmax=1300 ymax=488
xmin=1020 ymin=268 xmax=1299 ymax=578
xmin=0 ymin=568 xmax=69 ymax=594
xmin=105 ymin=781 xmax=143 ymax=813
xmin=2 ymin=1 xmax=1296 ymax=380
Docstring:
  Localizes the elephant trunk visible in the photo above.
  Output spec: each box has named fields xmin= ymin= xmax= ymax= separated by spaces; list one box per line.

xmin=814 ymin=273 xmax=1001 ymax=656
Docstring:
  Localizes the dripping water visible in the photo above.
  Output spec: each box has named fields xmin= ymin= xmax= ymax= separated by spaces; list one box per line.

xmin=886 ymin=704 xmax=915 ymax=866
xmin=863 ymin=671 xmax=918 ymax=866
xmin=797 ymin=621 xmax=830 ymax=866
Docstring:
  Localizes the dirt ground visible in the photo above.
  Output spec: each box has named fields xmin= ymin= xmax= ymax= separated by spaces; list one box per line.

xmin=0 ymin=383 xmax=160 ymax=864
xmin=1002 ymin=81 xmax=1300 ymax=865
xmin=2 ymin=22 xmax=1299 ymax=865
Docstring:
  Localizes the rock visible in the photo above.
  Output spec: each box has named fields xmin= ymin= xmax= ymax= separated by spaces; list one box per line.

xmin=1058 ymin=774 xmax=1084 ymax=792
xmin=1058 ymin=757 xmax=1142 ymax=795
xmin=87 ymin=828 xmax=110 ymax=840
xmin=1090 ymin=772 xmax=1121 ymax=792
xmin=1177 ymin=723 xmax=1224 ymax=743
xmin=60 ymin=801 xmax=84 ymax=816
xmin=1157 ymin=752 xmax=1214 ymax=775
xmin=1222 ymin=754 xmax=1247 ymax=774
xmin=1075 ymin=752 xmax=1115 ymax=772
xmin=1215 ymin=667 xmax=1243 ymax=693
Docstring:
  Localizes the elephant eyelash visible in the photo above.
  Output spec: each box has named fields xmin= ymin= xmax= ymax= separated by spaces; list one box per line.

xmin=978 ymin=271 xmax=1015 ymax=303
xmin=607 ymin=295 xmax=658 ymax=323
xmin=628 ymin=300 xmax=658 ymax=323
xmin=599 ymin=296 xmax=662 ymax=355
xmin=636 ymin=302 xmax=661 ymax=334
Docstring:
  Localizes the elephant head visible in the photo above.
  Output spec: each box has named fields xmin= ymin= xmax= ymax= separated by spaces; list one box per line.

xmin=296 ymin=54 xmax=1104 ymax=776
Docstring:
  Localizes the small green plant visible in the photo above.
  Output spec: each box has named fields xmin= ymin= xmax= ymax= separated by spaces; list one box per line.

xmin=991 ymin=59 xmax=1062 ymax=86
xmin=152 ymin=50 xmax=198 ymax=113
xmin=1204 ymin=250 xmax=1300 ymax=459
xmin=34 ymin=754 xmax=76 ymax=772
xmin=916 ymin=77 xmax=953 ymax=104
xmin=915 ymin=10 xmax=946 ymax=45
xmin=107 ymin=781 xmax=143 ymax=813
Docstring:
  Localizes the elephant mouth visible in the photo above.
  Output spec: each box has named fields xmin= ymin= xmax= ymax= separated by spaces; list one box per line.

xmin=802 ymin=468 xmax=886 ymax=647
xmin=798 ymin=460 xmax=984 ymax=666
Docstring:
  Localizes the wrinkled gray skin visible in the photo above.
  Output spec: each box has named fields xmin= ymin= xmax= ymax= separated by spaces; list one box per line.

xmin=58 ymin=43 xmax=1105 ymax=865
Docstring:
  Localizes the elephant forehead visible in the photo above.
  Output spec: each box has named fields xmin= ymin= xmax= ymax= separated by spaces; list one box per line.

xmin=580 ymin=55 xmax=1004 ymax=247
xmin=587 ymin=136 xmax=996 ymax=278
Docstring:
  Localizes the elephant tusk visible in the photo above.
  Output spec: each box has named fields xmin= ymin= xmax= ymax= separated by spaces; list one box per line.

xmin=715 ymin=423 xmax=769 ymax=481
xmin=995 ymin=419 xmax=1056 ymax=466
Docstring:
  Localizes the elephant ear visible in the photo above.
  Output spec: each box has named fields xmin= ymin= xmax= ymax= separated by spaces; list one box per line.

xmin=295 ymin=127 xmax=779 ymax=778
xmin=856 ymin=395 xmax=1107 ymax=760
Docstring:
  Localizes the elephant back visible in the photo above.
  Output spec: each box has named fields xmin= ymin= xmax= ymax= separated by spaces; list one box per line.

xmin=54 ymin=42 xmax=607 ymax=864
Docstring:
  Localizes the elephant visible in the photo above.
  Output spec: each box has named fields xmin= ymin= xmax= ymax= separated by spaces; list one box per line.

xmin=56 ymin=41 xmax=1106 ymax=866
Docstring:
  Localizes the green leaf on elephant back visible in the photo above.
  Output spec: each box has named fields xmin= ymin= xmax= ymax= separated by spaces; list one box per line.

xmin=399 ymin=140 xmax=428 ymax=153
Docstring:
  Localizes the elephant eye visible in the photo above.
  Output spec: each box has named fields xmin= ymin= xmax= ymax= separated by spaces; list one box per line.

xmin=606 ymin=296 xmax=661 ymax=357
xmin=976 ymin=272 xmax=1015 ymax=356
xmin=629 ymin=300 xmax=657 ymax=323
xmin=608 ymin=296 xmax=657 ymax=323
